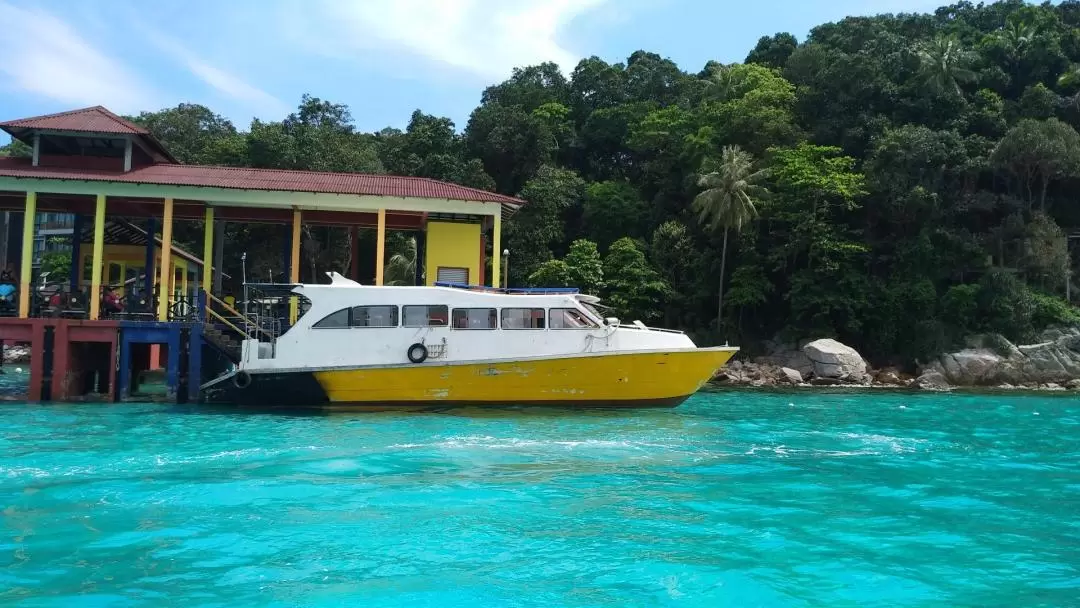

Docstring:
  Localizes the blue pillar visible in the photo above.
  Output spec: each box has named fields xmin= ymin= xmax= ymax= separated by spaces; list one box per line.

xmin=187 ymin=324 xmax=203 ymax=403
xmin=166 ymin=328 xmax=181 ymax=400
xmin=143 ymin=218 xmax=156 ymax=298
xmin=7 ymin=211 xmax=23 ymax=270
xmin=69 ymin=214 xmax=83 ymax=291
xmin=118 ymin=332 xmax=132 ymax=400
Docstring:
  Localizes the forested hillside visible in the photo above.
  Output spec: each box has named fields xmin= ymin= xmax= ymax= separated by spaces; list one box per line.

xmin=6 ymin=0 xmax=1080 ymax=367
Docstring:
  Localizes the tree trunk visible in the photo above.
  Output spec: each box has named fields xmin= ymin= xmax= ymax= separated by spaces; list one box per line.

xmin=717 ymin=227 xmax=729 ymax=334
xmin=1040 ymin=173 xmax=1049 ymax=213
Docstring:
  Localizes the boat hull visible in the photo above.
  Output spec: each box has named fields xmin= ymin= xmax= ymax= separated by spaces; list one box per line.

xmin=202 ymin=348 xmax=736 ymax=410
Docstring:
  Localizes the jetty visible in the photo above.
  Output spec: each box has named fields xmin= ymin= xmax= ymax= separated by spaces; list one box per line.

xmin=0 ymin=106 xmax=523 ymax=403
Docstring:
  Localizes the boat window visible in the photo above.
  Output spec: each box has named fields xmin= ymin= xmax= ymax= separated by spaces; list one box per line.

xmin=350 ymin=305 xmax=399 ymax=328
xmin=549 ymin=308 xmax=597 ymax=329
xmin=501 ymin=308 xmax=545 ymax=329
xmin=452 ymin=308 xmax=497 ymax=329
xmin=313 ymin=308 xmax=350 ymax=328
xmin=403 ymin=305 xmax=449 ymax=327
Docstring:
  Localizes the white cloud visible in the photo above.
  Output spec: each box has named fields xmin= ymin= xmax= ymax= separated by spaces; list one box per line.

xmin=0 ymin=2 xmax=159 ymax=113
xmin=292 ymin=0 xmax=609 ymax=79
xmin=143 ymin=32 xmax=290 ymax=118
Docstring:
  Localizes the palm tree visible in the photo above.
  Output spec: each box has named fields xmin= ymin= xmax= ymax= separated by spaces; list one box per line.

xmin=384 ymin=235 xmax=418 ymax=286
xmin=692 ymin=145 xmax=768 ymax=331
xmin=915 ymin=35 xmax=976 ymax=97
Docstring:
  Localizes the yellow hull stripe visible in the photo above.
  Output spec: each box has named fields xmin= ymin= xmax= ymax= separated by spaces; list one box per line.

xmin=313 ymin=349 xmax=736 ymax=404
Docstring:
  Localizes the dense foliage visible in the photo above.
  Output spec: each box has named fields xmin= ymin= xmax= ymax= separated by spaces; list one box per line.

xmin=7 ymin=0 xmax=1080 ymax=367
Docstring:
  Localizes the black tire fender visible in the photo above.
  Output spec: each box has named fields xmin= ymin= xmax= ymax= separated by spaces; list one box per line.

xmin=407 ymin=343 xmax=428 ymax=363
xmin=233 ymin=370 xmax=252 ymax=389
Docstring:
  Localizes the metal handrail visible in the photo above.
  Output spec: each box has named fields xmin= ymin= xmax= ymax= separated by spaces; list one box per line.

xmin=206 ymin=291 xmax=277 ymax=341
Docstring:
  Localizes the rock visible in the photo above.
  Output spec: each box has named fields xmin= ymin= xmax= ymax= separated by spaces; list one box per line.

xmin=913 ymin=371 xmax=950 ymax=391
xmin=1066 ymin=379 xmax=1080 ymax=390
xmin=803 ymin=339 xmax=868 ymax=382
xmin=780 ymin=367 xmax=803 ymax=385
xmin=756 ymin=339 xmax=816 ymax=378
xmin=997 ymin=383 xmax=1016 ymax=390
xmin=926 ymin=327 xmax=1080 ymax=387
xmin=934 ymin=349 xmax=1005 ymax=386
xmin=3 ymin=344 xmax=30 ymax=364
xmin=810 ymin=377 xmax=843 ymax=386
xmin=875 ymin=368 xmax=903 ymax=386
xmin=1043 ymin=383 xmax=1065 ymax=391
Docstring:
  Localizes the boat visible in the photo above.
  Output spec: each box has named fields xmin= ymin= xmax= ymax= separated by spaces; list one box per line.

xmin=201 ymin=273 xmax=738 ymax=409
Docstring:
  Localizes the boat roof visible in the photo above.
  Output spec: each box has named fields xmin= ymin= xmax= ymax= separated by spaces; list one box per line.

xmin=245 ymin=273 xmax=600 ymax=303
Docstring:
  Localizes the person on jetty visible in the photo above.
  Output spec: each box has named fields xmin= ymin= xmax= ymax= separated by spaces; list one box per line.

xmin=0 ymin=263 xmax=18 ymax=311
xmin=101 ymin=286 xmax=124 ymax=316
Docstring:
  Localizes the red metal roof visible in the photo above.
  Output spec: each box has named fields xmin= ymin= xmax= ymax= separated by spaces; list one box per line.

xmin=0 ymin=157 xmax=524 ymax=205
xmin=0 ymin=106 xmax=148 ymax=135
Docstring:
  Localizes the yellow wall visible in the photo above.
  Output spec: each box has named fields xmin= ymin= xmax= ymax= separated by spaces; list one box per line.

xmin=425 ymin=221 xmax=481 ymax=286
xmin=79 ymin=244 xmax=196 ymax=296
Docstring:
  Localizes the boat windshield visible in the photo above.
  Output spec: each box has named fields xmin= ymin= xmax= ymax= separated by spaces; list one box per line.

xmin=581 ymin=303 xmax=604 ymax=322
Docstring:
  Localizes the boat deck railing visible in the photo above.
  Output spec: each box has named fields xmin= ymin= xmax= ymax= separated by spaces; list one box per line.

xmin=434 ymin=282 xmax=580 ymax=295
xmin=614 ymin=322 xmax=685 ymax=335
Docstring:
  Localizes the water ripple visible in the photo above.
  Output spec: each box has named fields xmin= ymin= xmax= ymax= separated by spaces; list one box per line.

xmin=0 ymin=391 xmax=1078 ymax=607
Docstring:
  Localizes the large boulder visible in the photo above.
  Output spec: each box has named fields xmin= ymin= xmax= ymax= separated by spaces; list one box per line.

xmin=933 ymin=348 xmax=1006 ymax=386
xmin=780 ymin=367 xmax=803 ymax=385
xmin=913 ymin=370 xmax=950 ymax=391
xmin=755 ymin=339 xmax=815 ymax=378
xmin=922 ymin=328 xmax=1080 ymax=387
xmin=802 ymin=339 xmax=868 ymax=382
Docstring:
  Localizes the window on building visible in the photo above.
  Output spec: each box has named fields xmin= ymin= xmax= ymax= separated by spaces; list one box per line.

xmin=437 ymin=267 xmax=469 ymax=284
xmin=501 ymin=308 xmax=545 ymax=329
xmin=452 ymin=308 xmax=497 ymax=329
xmin=313 ymin=308 xmax=350 ymax=328
xmin=350 ymin=305 xmax=398 ymax=327
xmin=549 ymin=308 xmax=596 ymax=329
xmin=403 ymin=305 xmax=449 ymax=327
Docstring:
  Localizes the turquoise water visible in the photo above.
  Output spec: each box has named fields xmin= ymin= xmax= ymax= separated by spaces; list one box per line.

xmin=2 ymin=391 xmax=1079 ymax=607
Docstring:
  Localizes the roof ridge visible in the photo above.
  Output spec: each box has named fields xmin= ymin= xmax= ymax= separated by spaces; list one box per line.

xmin=0 ymin=105 xmax=104 ymax=126
xmin=414 ymin=175 xmax=519 ymax=201
xmin=0 ymin=105 xmax=148 ymax=134
xmin=91 ymin=107 xmax=149 ymax=134
xmin=149 ymin=164 xmax=525 ymax=203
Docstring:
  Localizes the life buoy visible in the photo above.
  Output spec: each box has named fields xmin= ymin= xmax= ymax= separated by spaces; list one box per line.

xmin=233 ymin=370 xmax=252 ymax=389
xmin=407 ymin=343 xmax=428 ymax=363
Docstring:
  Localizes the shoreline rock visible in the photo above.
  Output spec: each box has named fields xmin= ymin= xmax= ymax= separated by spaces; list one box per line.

xmin=713 ymin=330 xmax=1080 ymax=392
xmin=2 ymin=344 xmax=30 ymax=364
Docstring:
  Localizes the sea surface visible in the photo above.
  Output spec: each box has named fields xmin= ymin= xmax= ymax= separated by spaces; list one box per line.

xmin=1 ymin=390 xmax=1078 ymax=607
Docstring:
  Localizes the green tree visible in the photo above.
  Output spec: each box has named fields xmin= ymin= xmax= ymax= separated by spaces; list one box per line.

xmin=991 ymin=118 xmax=1080 ymax=211
xmin=692 ymin=145 xmax=768 ymax=329
xmin=581 ymin=180 xmax=648 ymax=248
xmin=506 ymin=165 xmax=586 ymax=283
xmin=603 ymin=237 xmax=668 ymax=323
xmin=915 ymin=35 xmax=977 ymax=97
xmin=527 ymin=239 xmax=604 ymax=294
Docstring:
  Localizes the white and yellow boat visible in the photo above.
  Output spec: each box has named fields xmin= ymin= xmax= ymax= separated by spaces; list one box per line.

xmin=202 ymin=273 xmax=737 ymax=409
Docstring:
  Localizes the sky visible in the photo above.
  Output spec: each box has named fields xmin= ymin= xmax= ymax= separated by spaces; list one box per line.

xmin=0 ymin=0 xmax=956 ymax=138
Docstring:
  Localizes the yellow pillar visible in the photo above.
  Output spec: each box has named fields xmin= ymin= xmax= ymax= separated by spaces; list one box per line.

xmin=491 ymin=213 xmax=502 ymax=288
xmin=17 ymin=192 xmax=36 ymax=318
xmin=289 ymin=209 xmax=301 ymax=324
xmin=202 ymin=207 xmax=214 ymax=297
xmin=375 ymin=208 xmax=386 ymax=286
xmin=88 ymin=194 xmax=106 ymax=320
xmin=156 ymin=198 xmax=174 ymax=321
